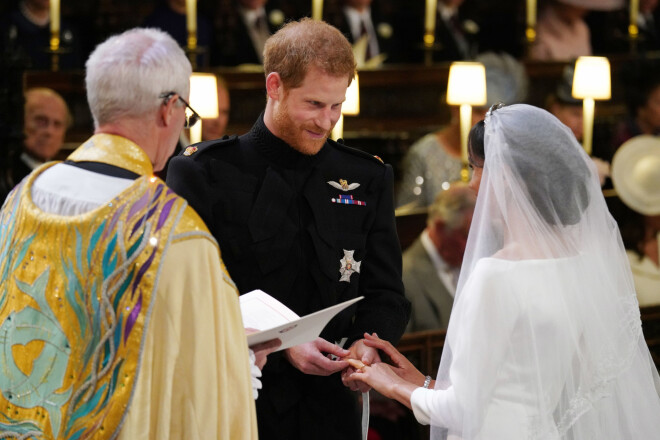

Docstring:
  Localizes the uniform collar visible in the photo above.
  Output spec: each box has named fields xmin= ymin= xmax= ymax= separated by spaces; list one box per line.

xmin=249 ymin=113 xmax=328 ymax=169
xmin=66 ymin=133 xmax=154 ymax=177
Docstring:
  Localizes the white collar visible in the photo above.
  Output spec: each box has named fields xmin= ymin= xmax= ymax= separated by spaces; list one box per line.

xmin=20 ymin=151 xmax=45 ymax=171
xmin=240 ymin=7 xmax=266 ymax=25
xmin=343 ymin=6 xmax=372 ymax=22
xmin=344 ymin=6 xmax=373 ymax=35
xmin=420 ymin=229 xmax=458 ymax=297
xmin=421 ymin=229 xmax=447 ymax=270
xmin=438 ymin=2 xmax=458 ymax=22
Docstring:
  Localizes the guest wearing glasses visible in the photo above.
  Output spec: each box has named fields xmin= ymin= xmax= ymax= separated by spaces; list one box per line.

xmin=1 ymin=87 xmax=72 ymax=204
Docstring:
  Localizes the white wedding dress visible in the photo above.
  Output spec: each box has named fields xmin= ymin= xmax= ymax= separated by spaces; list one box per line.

xmin=414 ymin=104 xmax=660 ymax=440
xmin=412 ymin=256 xmax=595 ymax=439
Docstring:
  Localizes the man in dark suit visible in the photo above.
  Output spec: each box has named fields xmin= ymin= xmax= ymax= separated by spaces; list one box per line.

xmin=328 ymin=0 xmax=399 ymax=63
xmin=0 ymin=0 xmax=83 ymax=70
xmin=403 ymin=182 xmax=475 ymax=332
xmin=213 ymin=0 xmax=284 ymax=66
xmin=167 ymin=18 xmax=410 ymax=440
xmin=396 ymin=0 xmax=478 ymax=63
xmin=142 ymin=0 xmax=215 ymax=68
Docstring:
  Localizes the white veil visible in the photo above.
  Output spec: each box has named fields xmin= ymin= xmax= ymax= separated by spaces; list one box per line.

xmin=430 ymin=104 xmax=660 ymax=439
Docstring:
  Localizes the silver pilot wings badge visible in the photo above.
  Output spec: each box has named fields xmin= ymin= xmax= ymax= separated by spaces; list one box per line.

xmin=328 ymin=179 xmax=360 ymax=191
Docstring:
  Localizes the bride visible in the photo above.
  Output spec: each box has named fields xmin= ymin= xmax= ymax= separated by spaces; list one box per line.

xmin=347 ymin=104 xmax=660 ymax=439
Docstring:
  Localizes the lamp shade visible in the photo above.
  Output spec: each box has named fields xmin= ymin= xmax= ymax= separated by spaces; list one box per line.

xmin=572 ymin=56 xmax=611 ymax=100
xmin=342 ymin=74 xmax=360 ymax=116
xmin=447 ymin=62 xmax=487 ymax=106
xmin=189 ymin=73 xmax=219 ymax=118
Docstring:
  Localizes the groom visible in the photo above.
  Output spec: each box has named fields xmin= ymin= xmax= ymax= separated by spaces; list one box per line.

xmin=167 ymin=17 xmax=410 ymax=440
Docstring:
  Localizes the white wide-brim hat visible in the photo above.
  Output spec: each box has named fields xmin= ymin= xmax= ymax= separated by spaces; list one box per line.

xmin=611 ymin=135 xmax=660 ymax=215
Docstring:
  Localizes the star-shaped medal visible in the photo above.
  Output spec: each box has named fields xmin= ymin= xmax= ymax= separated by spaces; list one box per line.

xmin=339 ymin=249 xmax=361 ymax=282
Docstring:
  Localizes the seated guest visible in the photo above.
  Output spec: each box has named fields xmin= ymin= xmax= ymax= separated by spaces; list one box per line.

xmin=396 ymin=0 xmax=479 ymax=63
xmin=213 ymin=0 xmax=284 ymax=66
xmin=0 ymin=0 xmax=82 ymax=69
xmin=635 ymin=0 xmax=660 ymax=49
xmin=404 ymin=182 xmax=476 ymax=332
xmin=612 ymin=59 xmax=660 ymax=151
xmin=142 ymin=0 xmax=214 ymax=67
xmin=327 ymin=0 xmax=398 ymax=64
xmin=589 ymin=0 xmax=660 ymax=54
xmin=2 ymin=87 xmax=71 ymax=203
xmin=530 ymin=0 xmax=623 ymax=61
xmin=611 ymin=135 xmax=660 ymax=307
xmin=396 ymin=52 xmax=527 ymax=208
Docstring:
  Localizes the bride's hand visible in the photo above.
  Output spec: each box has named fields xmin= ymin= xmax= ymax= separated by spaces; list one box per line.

xmin=349 ymin=362 xmax=404 ymax=398
xmin=348 ymin=362 xmax=419 ymax=409
xmin=361 ymin=333 xmax=426 ymax=386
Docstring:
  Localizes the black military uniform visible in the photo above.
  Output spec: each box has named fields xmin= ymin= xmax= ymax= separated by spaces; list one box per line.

xmin=167 ymin=114 xmax=410 ymax=440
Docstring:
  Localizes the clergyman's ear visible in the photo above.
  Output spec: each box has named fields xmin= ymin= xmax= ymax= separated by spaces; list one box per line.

xmin=159 ymin=94 xmax=177 ymax=127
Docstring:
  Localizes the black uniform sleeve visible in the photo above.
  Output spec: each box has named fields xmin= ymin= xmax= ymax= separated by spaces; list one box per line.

xmin=345 ymin=164 xmax=410 ymax=347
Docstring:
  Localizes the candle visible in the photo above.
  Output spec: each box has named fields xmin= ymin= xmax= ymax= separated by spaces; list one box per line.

xmin=50 ymin=0 xmax=60 ymax=35
xmin=312 ymin=0 xmax=323 ymax=21
xmin=526 ymin=0 xmax=536 ymax=29
xmin=189 ymin=121 xmax=202 ymax=144
xmin=656 ymin=231 xmax=659 ymax=268
xmin=186 ymin=0 xmax=197 ymax=34
xmin=630 ymin=0 xmax=640 ymax=37
xmin=459 ymin=104 xmax=471 ymax=166
xmin=331 ymin=114 xmax=344 ymax=141
xmin=582 ymin=98 xmax=595 ymax=156
xmin=425 ymin=0 xmax=437 ymax=36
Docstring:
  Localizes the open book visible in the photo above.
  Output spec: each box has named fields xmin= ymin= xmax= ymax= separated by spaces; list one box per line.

xmin=240 ymin=290 xmax=363 ymax=351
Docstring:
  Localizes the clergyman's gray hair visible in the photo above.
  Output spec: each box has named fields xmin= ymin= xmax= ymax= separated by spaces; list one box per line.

xmin=85 ymin=27 xmax=191 ymax=127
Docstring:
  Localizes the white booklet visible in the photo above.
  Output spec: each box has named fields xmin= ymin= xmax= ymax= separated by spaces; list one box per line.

xmin=240 ymin=289 xmax=363 ymax=351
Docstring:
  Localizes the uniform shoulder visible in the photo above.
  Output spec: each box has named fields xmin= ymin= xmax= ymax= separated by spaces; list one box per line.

xmin=177 ymin=135 xmax=239 ymax=161
xmin=327 ymin=138 xmax=386 ymax=166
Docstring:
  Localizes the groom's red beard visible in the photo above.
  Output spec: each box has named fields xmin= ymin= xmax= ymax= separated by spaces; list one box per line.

xmin=273 ymin=98 xmax=329 ymax=156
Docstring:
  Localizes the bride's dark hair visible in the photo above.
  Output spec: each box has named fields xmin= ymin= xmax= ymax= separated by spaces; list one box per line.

xmin=468 ymin=104 xmax=591 ymax=226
